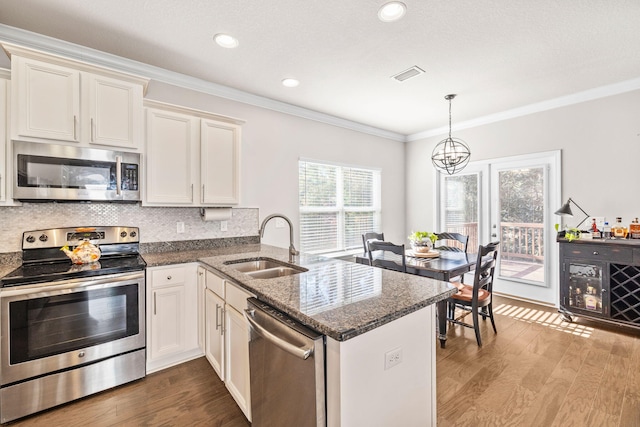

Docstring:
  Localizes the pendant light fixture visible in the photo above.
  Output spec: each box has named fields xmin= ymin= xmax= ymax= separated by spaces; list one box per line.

xmin=431 ymin=94 xmax=471 ymax=175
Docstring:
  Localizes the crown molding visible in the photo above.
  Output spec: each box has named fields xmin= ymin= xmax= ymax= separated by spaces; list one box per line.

xmin=3 ymin=23 xmax=637 ymax=145
xmin=0 ymin=24 xmax=406 ymax=142
xmin=407 ymin=77 xmax=640 ymax=142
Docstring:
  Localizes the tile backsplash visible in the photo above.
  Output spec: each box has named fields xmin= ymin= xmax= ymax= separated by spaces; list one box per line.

xmin=0 ymin=203 xmax=259 ymax=253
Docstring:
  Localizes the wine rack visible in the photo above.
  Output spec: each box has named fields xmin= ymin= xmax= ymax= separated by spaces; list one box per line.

xmin=610 ymin=263 xmax=640 ymax=324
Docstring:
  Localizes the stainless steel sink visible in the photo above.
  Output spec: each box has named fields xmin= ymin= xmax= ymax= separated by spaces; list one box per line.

xmin=225 ymin=259 xmax=285 ymax=273
xmin=245 ymin=267 xmax=304 ymax=279
xmin=224 ymin=257 xmax=307 ymax=279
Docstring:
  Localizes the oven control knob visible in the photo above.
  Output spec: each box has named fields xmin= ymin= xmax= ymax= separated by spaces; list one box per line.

xmin=26 ymin=235 xmax=36 ymax=243
xmin=120 ymin=231 xmax=128 ymax=238
xmin=130 ymin=231 xmax=137 ymax=238
xmin=39 ymin=234 xmax=48 ymax=242
xmin=78 ymin=351 xmax=85 ymax=358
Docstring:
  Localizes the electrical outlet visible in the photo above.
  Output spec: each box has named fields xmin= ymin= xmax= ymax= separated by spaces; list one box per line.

xmin=176 ymin=222 xmax=185 ymax=233
xmin=384 ymin=347 xmax=402 ymax=370
xmin=275 ymin=218 xmax=286 ymax=228
xmin=220 ymin=221 xmax=228 ymax=232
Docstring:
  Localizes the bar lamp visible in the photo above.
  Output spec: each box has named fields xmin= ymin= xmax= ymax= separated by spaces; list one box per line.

xmin=555 ymin=198 xmax=589 ymax=229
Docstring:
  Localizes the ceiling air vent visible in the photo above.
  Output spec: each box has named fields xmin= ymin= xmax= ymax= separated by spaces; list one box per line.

xmin=391 ymin=66 xmax=425 ymax=82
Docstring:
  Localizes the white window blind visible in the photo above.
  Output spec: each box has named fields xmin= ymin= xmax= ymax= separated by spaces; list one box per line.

xmin=299 ymin=160 xmax=381 ymax=254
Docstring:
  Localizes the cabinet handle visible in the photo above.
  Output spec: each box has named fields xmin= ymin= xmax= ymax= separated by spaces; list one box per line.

xmin=167 ymin=275 xmax=172 ymax=280
xmin=191 ymin=184 xmax=194 ymax=202
xmin=153 ymin=292 xmax=157 ymax=315
xmin=593 ymin=251 xmax=599 ymax=255
xmin=91 ymin=118 xmax=95 ymax=142
xmin=215 ymin=303 xmax=220 ymax=331
xmin=73 ymin=115 xmax=78 ymax=140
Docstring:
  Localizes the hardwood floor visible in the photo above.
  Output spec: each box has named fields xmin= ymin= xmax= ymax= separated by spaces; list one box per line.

xmin=437 ymin=295 xmax=640 ymax=427
xmin=6 ymin=357 xmax=250 ymax=427
xmin=5 ymin=295 xmax=640 ymax=426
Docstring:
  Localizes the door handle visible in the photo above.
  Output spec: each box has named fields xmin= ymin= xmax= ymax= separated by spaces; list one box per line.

xmin=116 ymin=156 xmax=122 ymax=196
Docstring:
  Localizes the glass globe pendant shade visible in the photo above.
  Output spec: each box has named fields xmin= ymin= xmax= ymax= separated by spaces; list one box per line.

xmin=431 ymin=136 xmax=471 ymax=175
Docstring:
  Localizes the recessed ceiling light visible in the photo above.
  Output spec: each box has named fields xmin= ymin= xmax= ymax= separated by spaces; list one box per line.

xmin=282 ymin=78 xmax=300 ymax=88
xmin=213 ymin=33 xmax=239 ymax=49
xmin=378 ymin=2 xmax=407 ymax=22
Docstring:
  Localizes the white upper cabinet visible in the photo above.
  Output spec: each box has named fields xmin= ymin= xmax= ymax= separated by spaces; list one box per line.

xmin=0 ymin=73 xmax=8 ymax=203
xmin=4 ymin=43 xmax=148 ymax=150
xmin=144 ymin=100 xmax=243 ymax=207
xmin=201 ymin=119 xmax=240 ymax=205
xmin=85 ymin=73 xmax=143 ymax=148
xmin=13 ymin=56 xmax=80 ymax=142
xmin=145 ymin=107 xmax=198 ymax=204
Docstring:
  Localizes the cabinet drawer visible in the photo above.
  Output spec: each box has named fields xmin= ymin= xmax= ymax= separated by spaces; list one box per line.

xmin=225 ymin=282 xmax=254 ymax=313
xmin=563 ymin=244 xmax=633 ymax=264
xmin=150 ymin=265 xmax=186 ymax=287
xmin=205 ymin=269 xmax=225 ymax=297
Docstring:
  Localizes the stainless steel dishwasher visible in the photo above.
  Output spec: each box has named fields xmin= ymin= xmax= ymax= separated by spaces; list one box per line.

xmin=245 ymin=298 xmax=325 ymax=427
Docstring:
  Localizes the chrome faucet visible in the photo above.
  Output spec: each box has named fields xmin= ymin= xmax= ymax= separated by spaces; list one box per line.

xmin=259 ymin=214 xmax=299 ymax=261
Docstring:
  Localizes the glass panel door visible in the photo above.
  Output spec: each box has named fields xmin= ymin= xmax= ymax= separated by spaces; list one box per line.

xmin=437 ymin=151 xmax=560 ymax=299
xmin=439 ymin=171 xmax=481 ymax=251
xmin=491 ymin=164 xmax=547 ymax=286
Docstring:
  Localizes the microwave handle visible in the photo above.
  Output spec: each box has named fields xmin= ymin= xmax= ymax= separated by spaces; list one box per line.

xmin=116 ymin=156 xmax=122 ymax=196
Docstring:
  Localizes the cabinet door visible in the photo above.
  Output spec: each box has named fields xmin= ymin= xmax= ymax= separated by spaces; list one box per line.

xmin=150 ymin=284 xmax=186 ymax=361
xmin=225 ymin=305 xmax=251 ymax=421
xmin=145 ymin=108 xmax=198 ymax=204
xmin=87 ymin=73 xmax=143 ymax=149
xmin=205 ymin=288 xmax=225 ymax=380
xmin=561 ymin=259 xmax=608 ymax=318
xmin=200 ymin=119 xmax=240 ymax=205
xmin=197 ymin=267 xmax=206 ymax=351
xmin=147 ymin=264 xmax=200 ymax=373
xmin=13 ymin=56 xmax=80 ymax=142
xmin=0 ymin=78 xmax=7 ymax=202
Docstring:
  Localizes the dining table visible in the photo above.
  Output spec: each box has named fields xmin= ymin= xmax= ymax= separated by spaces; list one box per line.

xmin=355 ymin=250 xmax=478 ymax=348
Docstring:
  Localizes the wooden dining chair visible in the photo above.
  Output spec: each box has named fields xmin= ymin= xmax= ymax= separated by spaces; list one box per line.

xmin=367 ymin=241 xmax=406 ymax=273
xmin=435 ymin=232 xmax=469 ymax=283
xmin=434 ymin=232 xmax=469 ymax=253
xmin=446 ymin=241 xmax=499 ymax=346
xmin=362 ymin=232 xmax=385 ymax=255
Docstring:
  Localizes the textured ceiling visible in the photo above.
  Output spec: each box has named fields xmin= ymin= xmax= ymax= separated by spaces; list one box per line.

xmin=1 ymin=0 xmax=639 ymax=136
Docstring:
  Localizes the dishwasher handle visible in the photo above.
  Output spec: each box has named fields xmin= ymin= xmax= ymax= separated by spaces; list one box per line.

xmin=245 ymin=309 xmax=313 ymax=360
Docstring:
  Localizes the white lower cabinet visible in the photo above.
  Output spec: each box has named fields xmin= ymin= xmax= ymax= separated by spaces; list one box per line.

xmin=205 ymin=287 xmax=225 ymax=379
xmin=146 ymin=263 xmax=201 ymax=373
xmin=203 ymin=268 xmax=253 ymax=422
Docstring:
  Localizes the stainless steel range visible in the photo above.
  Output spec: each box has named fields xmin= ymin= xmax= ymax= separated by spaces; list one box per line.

xmin=0 ymin=226 xmax=147 ymax=423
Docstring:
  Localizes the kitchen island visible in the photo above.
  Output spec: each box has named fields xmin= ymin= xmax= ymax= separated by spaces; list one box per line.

xmin=154 ymin=244 xmax=455 ymax=427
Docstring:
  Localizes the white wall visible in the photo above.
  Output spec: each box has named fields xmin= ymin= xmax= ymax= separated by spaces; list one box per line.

xmin=146 ymin=81 xmax=407 ymax=249
xmin=406 ymin=89 xmax=640 ymax=303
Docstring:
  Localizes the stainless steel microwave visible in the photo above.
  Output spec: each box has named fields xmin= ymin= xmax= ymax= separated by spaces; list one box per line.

xmin=14 ymin=141 xmax=140 ymax=202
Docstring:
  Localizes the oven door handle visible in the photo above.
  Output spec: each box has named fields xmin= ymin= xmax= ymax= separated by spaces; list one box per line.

xmin=0 ymin=272 xmax=144 ymax=297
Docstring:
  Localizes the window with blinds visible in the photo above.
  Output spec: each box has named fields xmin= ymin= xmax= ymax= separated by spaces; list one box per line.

xmin=299 ymin=160 xmax=381 ymax=254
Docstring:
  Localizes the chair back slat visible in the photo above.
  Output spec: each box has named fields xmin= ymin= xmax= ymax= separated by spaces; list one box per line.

xmin=362 ymin=232 xmax=385 ymax=254
xmin=434 ymin=232 xmax=469 ymax=253
xmin=368 ymin=241 xmax=406 ymax=273
xmin=472 ymin=241 xmax=499 ymax=297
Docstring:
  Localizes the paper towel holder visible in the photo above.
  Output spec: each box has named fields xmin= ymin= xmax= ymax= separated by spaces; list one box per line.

xmin=200 ymin=207 xmax=232 ymax=221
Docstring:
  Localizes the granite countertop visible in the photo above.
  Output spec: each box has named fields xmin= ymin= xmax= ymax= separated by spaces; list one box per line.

xmin=0 ymin=242 xmax=456 ymax=342
xmin=194 ymin=244 xmax=457 ymax=342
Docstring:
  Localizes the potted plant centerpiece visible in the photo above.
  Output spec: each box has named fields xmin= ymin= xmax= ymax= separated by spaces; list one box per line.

xmin=408 ymin=231 xmax=438 ymax=253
